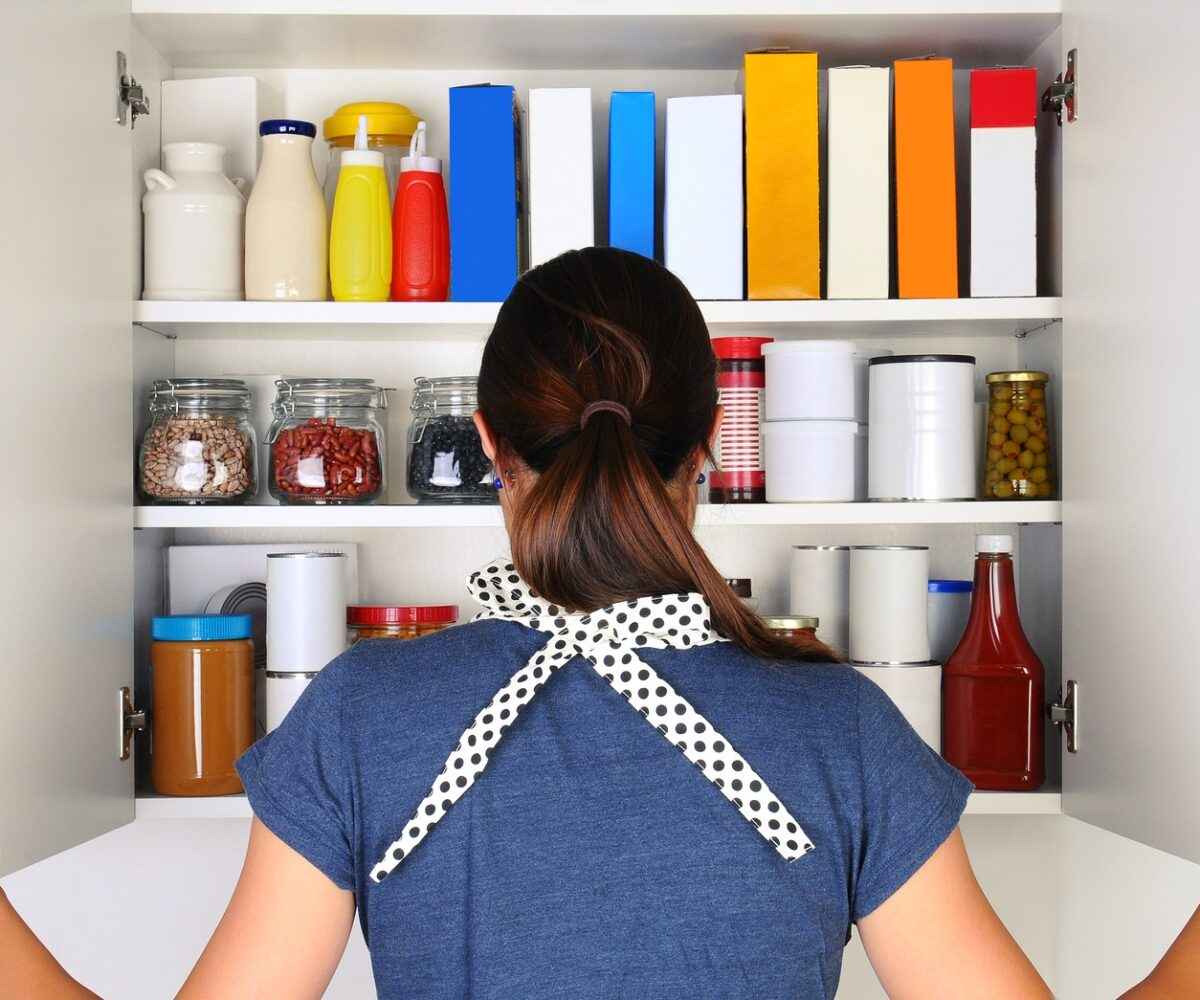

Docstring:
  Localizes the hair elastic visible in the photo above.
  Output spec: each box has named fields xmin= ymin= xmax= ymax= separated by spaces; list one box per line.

xmin=579 ymin=400 xmax=632 ymax=429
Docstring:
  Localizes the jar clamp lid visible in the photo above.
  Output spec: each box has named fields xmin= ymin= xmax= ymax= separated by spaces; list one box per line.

xmin=149 ymin=378 xmax=251 ymax=414
xmin=410 ymin=375 xmax=479 ymax=415
xmin=986 ymin=370 xmax=1050 ymax=383
xmin=152 ymin=614 xmax=252 ymax=641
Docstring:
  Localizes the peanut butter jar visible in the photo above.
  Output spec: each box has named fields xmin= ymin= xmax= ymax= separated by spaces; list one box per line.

xmin=150 ymin=614 xmax=255 ymax=796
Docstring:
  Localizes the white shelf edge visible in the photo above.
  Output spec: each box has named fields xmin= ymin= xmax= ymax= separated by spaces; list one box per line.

xmin=134 ymin=501 xmax=1062 ymax=530
xmin=134 ymin=788 xmax=1062 ymax=820
xmin=133 ymin=297 xmax=1063 ymax=330
xmin=132 ymin=2 xmax=1064 ymax=15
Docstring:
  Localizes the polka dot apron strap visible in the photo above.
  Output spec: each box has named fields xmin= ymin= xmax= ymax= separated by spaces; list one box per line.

xmin=369 ymin=560 xmax=814 ymax=883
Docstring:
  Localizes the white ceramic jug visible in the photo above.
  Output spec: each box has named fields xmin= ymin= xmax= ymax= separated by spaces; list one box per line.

xmin=143 ymin=142 xmax=245 ymax=301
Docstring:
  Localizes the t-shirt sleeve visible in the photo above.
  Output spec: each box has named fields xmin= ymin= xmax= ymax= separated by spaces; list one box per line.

xmin=236 ymin=662 xmax=356 ymax=890
xmin=852 ymin=670 xmax=973 ymax=921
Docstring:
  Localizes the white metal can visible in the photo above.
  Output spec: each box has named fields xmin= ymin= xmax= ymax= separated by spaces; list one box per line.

xmin=762 ymin=340 xmax=858 ymax=421
xmin=265 ymin=670 xmax=318 ymax=732
xmin=849 ymin=545 xmax=931 ymax=664
xmin=867 ymin=354 xmax=977 ymax=501
xmin=764 ymin=420 xmax=867 ymax=502
xmin=266 ymin=551 xmax=347 ymax=672
xmin=789 ymin=545 xmax=851 ymax=655
xmin=852 ymin=662 xmax=942 ymax=752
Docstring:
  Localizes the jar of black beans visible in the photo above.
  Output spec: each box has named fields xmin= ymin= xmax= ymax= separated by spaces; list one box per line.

xmin=406 ymin=376 xmax=497 ymax=504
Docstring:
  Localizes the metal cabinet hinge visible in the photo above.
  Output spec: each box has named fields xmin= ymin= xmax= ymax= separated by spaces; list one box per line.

xmin=118 ymin=687 xmax=147 ymax=761
xmin=115 ymin=51 xmax=150 ymax=129
xmin=1047 ymin=679 xmax=1079 ymax=753
xmin=1041 ymin=48 xmax=1078 ymax=125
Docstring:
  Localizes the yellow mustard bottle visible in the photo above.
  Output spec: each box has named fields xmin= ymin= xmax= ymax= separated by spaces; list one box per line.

xmin=330 ymin=115 xmax=392 ymax=301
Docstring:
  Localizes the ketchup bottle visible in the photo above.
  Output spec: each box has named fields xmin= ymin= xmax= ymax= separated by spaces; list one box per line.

xmin=943 ymin=534 xmax=1045 ymax=790
xmin=391 ymin=121 xmax=449 ymax=301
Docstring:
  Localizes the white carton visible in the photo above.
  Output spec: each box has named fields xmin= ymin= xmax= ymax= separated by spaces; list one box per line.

xmin=161 ymin=76 xmax=280 ymax=188
xmin=665 ymin=95 xmax=744 ymax=300
xmin=971 ymin=126 xmax=1037 ymax=296
xmin=528 ymin=88 xmax=595 ymax=266
xmin=827 ymin=67 xmax=890 ymax=299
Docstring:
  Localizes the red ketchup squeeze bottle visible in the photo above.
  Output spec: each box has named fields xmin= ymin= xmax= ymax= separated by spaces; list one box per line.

xmin=943 ymin=534 xmax=1045 ymax=791
xmin=391 ymin=121 xmax=449 ymax=301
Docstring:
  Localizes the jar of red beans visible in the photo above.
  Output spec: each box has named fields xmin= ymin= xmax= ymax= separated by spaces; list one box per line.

xmin=267 ymin=378 xmax=389 ymax=504
xmin=347 ymin=604 xmax=458 ymax=642
xmin=710 ymin=337 xmax=772 ymax=504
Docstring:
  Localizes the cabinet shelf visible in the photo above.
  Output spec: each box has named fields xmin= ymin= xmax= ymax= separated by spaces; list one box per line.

xmin=132 ymin=297 xmax=1062 ymax=341
xmin=134 ymin=788 xmax=1063 ymax=820
xmin=134 ymin=501 xmax=1062 ymax=529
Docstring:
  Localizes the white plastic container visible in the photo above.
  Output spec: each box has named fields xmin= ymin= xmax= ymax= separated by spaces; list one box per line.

xmin=245 ymin=120 xmax=327 ymax=301
xmin=852 ymin=662 xmax=942 ymax=751
xmin=928 ymin=579 xmax=973 ymax=664
xmin=266 ymin=552 xmax=347 ymax=672
xmin=265 ymin=670 xmax=317 ymax=732
xmin=789 ymin=545 xmax=850 ymax=655
xmin=142 ymin=142 xmax=245 ymax=301
xmin=764 ymin=420 xmax=866 ymax=502
xmin=762 ymin=341 xmax=858 ymax=421
xmin=849 ymin=545 xmax=931 ymax=664
xmin=868 ymin=354 xmax=977 ymax=501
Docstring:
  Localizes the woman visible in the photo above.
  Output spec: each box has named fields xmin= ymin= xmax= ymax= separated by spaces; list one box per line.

xmin=3 ymin=247 xmax=1050 ymax=998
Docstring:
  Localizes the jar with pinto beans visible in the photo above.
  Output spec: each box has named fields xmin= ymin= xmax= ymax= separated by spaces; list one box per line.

xmin=267 ymin=378 xmax=390 ymax=504
xmin=139 ymin=379 xmax=257 ymax=504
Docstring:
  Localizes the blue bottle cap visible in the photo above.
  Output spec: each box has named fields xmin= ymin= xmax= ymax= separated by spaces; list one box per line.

xmin=152 ymin=614 xmax=253 ymax=642
xmin=259 ymin=119 xmax=317 ymax=138
xmin=928 ymin=579 xmax=973 ymax=594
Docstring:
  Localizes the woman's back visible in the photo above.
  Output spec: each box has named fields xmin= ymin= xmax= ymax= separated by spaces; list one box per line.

xmin=239 ymin=615 xmax=967 ymax=1000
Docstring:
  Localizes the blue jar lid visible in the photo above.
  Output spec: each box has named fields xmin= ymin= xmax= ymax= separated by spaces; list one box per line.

xmin=152 ymin=614 xmax=253 ymax=642
xmin=260 ymin=119 xmax=316 ymax=138
xmin=928 ymin=579 xmax=973 ymax=594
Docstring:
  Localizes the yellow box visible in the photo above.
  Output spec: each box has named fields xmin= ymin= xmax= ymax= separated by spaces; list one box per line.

xmin=744 ymin=51 xmax=820 ymax=300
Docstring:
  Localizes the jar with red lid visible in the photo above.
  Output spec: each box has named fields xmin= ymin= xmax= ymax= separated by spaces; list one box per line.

xmin=347 ymin=604 xmax=458 ymax=642
xmin=710 ymin=337 xmax=772 ymax=503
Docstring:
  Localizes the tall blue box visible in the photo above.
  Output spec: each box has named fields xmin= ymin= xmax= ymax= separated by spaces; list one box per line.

xmin=608 ymin=91 xmax=656 ymax=260
xmin=449 ymin=84 xmax=523 ymax=301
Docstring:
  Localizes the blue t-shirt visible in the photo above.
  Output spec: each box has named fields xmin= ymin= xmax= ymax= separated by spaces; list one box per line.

xmin=237 ymin=620 xmax=971 ymax=999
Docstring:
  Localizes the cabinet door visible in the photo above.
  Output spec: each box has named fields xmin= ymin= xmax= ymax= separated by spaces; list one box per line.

xmin=0 ymin=1 xmax=132 ymax=875
xmin=1061 ymin=2 xmax=1200 ymax=862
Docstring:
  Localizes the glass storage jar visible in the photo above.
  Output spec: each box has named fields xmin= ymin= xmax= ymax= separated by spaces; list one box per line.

xmin=267 ymin=377 xmax=389 ymax=504
xmin=406 ymin=376 xmax=497 ymax=504
xmin=764 ymin=615 xmax=820 ymax=644
xmin=139 ymin=378 xmax=257 ymax=504
xmin=982 ymin=371 xmax=1057 ymax=499
xmin=347 ymin=604 xmax=458 ymax=642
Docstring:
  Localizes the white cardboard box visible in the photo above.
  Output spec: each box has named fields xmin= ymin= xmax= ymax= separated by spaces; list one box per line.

xmin=970 ymin=126 xmax=1037 ymax=296
xmin=161 ymin=76 xmax=279 ymax=188
xmin=827 ymin=67 xmax=890 ymax=300
xmin=528 ymin=88 xmax=595 ymax=266
xmin=665 ymin=95 xmax=744 ymax=300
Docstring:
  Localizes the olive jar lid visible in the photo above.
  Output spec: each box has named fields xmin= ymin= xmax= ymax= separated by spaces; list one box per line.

xmin=149 ymin=377 xmax=251 ymax=413
xmin=986 ymin=370 xmax=1050 ymax=383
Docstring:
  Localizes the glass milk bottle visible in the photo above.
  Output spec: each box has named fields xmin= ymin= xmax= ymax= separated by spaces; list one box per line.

xmin=245 ymin=120 xmax=328 ymax=301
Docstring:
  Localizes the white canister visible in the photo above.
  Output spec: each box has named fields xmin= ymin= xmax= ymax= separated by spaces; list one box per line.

xmin=867 ymin=354 xmax=977 ymax=501
xmin=762 ymin=341 xmax=858 ymax=421
xmin=849 ymin=545 xmax=931 ymax=664
xmin=927 ymin=579 xmax=973 ymax=664
xmin=142 ymin=142 xmax=245 ymax=301
xmin=764 ymin=421 xmax=866 ymax=502
xmin=265 ymin=670 xmax=318 ymax=732
xmin=789 ymin=545 xmax=850 ymax=655
xmin=266 ymin=552 xmax=347 ymax=672
xmin=852 ymin=662 xmax=942 ymax=752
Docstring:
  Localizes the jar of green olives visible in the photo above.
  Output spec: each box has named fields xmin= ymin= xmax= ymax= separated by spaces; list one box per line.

xmin=982 ymin=371 xmax=1056 ymax=499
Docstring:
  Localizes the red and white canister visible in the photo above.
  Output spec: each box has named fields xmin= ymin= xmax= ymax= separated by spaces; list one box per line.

xmin=709 ymin=337 xmax=772 ymax=503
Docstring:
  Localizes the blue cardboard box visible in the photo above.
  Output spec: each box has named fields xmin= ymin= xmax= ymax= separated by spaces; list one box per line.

xmin=608 ymin=91 xmax=655 ymax=260
xmin=449 ymin=84 xmax=523 ymax=301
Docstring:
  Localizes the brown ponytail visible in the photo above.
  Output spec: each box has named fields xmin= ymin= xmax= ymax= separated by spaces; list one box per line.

xmin=479 ymin=247 xmax=834 ymax=663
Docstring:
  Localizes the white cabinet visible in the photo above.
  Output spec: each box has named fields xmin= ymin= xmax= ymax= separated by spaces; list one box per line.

xmin=1 ymin=1 xmax=1196 ymax=996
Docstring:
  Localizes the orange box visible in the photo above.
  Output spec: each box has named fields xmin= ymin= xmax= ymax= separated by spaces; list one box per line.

xmin=894 ymin=57 xmax=959 ymax=298
xmin=744 ymin=51 xmax=820 ymax=299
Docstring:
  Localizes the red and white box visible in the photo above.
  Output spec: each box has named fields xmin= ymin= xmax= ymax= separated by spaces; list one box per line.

xmin=970 ymin=68 xmax=1038 ymax=297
